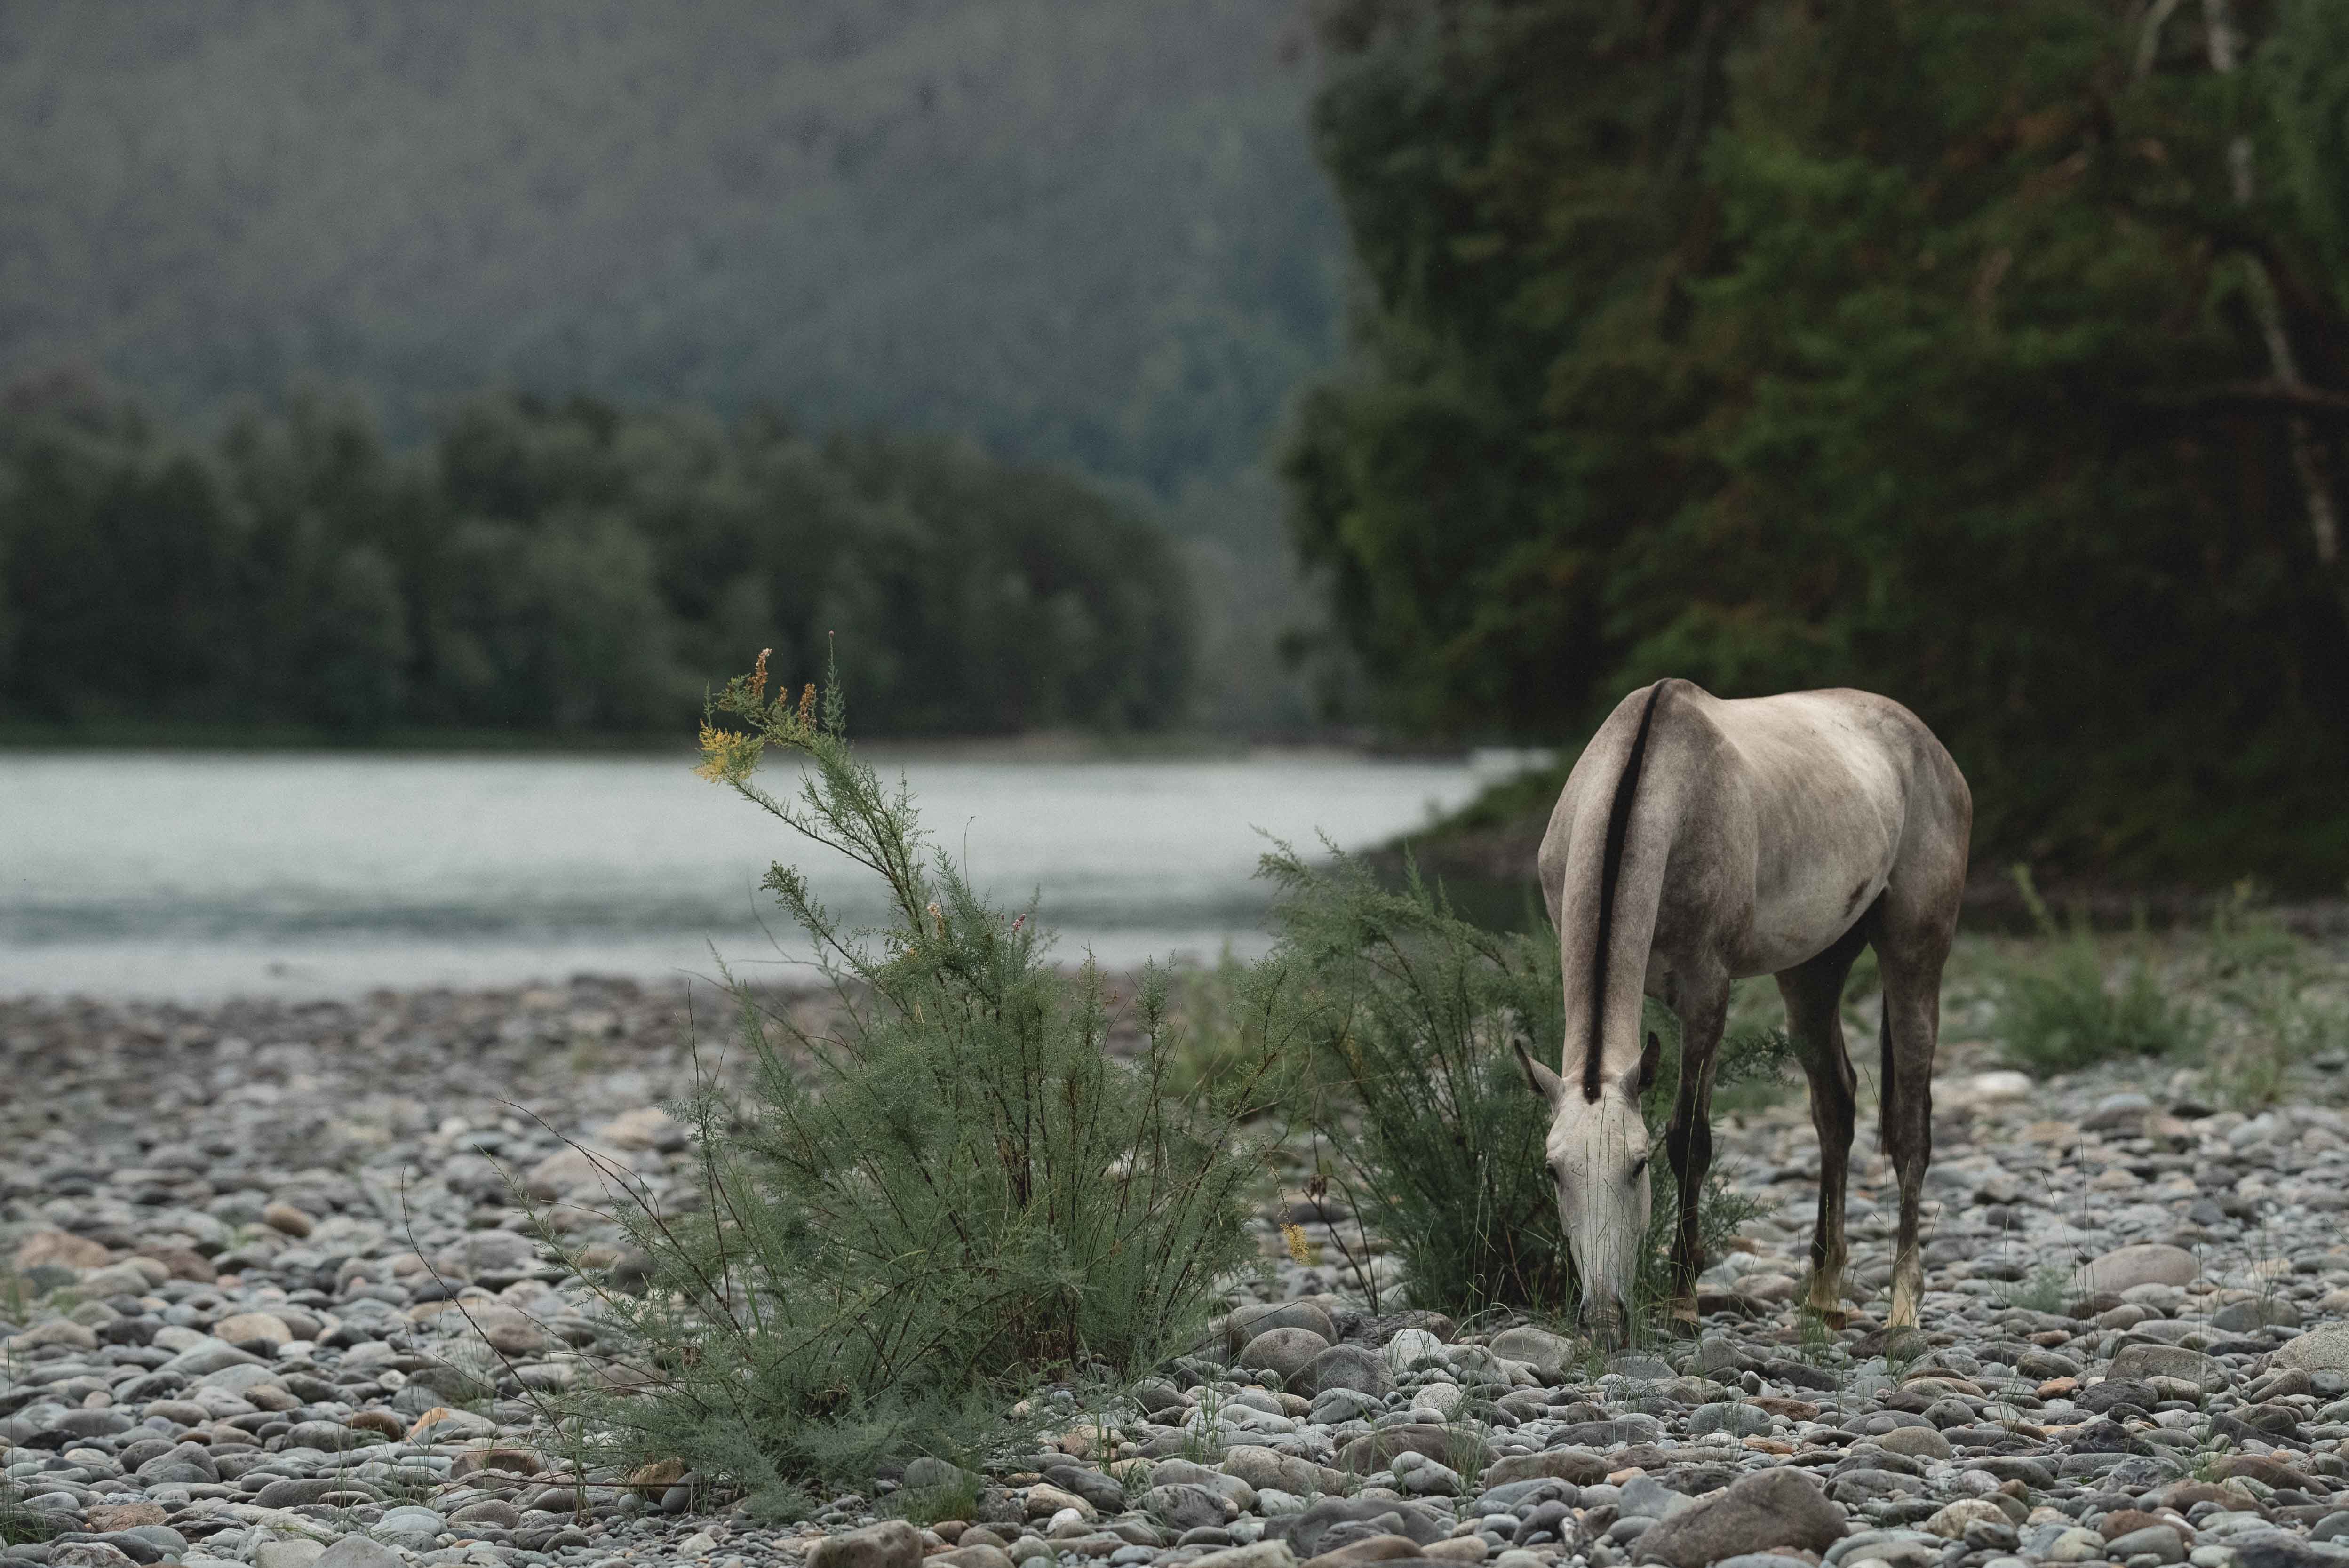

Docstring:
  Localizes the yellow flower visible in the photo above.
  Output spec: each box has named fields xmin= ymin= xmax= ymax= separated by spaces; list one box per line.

xmin=1282 ymin=1222 xmax=1314 ymax=1266
xmin=750 ymin=647 xmax=772 ymax=702
xmin=694 ymin=723 xmax=762 ymax=782
xmin=798 ymin=682 xmax=817 ymax=729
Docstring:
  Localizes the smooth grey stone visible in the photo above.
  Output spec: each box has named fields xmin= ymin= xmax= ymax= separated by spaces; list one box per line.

xmin=1041 ymin=1466 xmax=1124 ymax=1513
xmin=1687 ymin=1401 xmax=1773 ymax=1437
xmin=114 ymin=1528 xmax=186 ymax=1559
xmin=1469 ymin=1480 xmax=1579 ymax=1515
xmin=1290 ymin=1344 xmax=1393 ymax=1401
xmin=313 ymin=1540 xmax=409 ymax=1568
xmin=1545 ymin=1416 xmax=1660 ymax=1448
xmin=2107 ymin=1344 xmax=2227 ymax=1391
xmin=1639 ymin=1469 xmax=1848 ymax=1567
xmin=2215 ymin=1298 xmax=2304 ymax=1333
xmin=903 ymin=1457 xmax=980 ymax=1491
xmin=1616 ymin=1477 xmax=1691 ymax=1521
xmin=1223 ymin=1302 xmax=1338 ymax=1354
xmin=1270 ymin=1497 xmax=1444 ymax=1557
xmin=2102 ymin=1524 xmax=2183 ymax=1564
xmin=1140 ymin=1485 xmax=1229 ymax=1534
xmin=1605 ymin=1353 xmax=1674 ymax=1380
xmin=2273 ymin=1323 xmax=2349 ymax=1374
xmin=375 ymin=1505 xmax=446 ymax=1547
xmin=1486 ymin=1327 xmax=1577 ymax=1372
xmin=1236 ymin=1327 xmax=1331 ymax=1386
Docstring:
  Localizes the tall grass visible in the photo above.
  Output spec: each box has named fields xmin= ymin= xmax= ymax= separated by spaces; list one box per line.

xmin=1994 ymin=868 xmax=2207 ymax=1075
xmin=550 ymin=657 xmax=1265 ymax=1515
xmin=1247 ymin=846 xmax=1772 ymax=1326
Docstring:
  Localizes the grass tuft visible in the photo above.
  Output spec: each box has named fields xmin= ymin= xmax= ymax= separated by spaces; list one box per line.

xmin=1993 ymin=868 xmax=2207 ymax=1075
xmin=2000 ymin=1262 xmax=2073 ymax=1316
xmin=882 ymin=1474 xmax=983 ymax=1527
xmin=2202 ymin=887 xmax=2349 ymax=1109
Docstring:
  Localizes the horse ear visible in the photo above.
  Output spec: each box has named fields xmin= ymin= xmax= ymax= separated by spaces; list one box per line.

xmin=1513 ymin=1039 xmax=1564 ymax=1105
xmin=1635 ymin=1030 xmax=1661 ymax=1094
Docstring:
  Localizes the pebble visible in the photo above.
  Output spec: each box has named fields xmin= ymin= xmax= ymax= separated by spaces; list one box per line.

xmin=12 ymin=985 xmax=2349 ymax=1568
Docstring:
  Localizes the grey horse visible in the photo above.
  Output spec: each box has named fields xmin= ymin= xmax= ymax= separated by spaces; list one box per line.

xmin=1512 ymin=678 xmax=1971 ymax=1337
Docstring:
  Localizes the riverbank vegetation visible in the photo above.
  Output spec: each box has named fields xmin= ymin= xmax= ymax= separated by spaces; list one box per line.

xmin=0 ymin=388 xmax=1191 ymax=737
xmin=584 ymin=669 xmax=2346 ymax=1501
xmin=1288 ymin=0 xmax=2349 ymax=886
xmin=1240 ymin=847 xmax=1786 ymax=1323
xmin=550 ymin=662 xmax=1265 ymax=1511
xmin=560 ymin=670 xmax=1805 ymax=1495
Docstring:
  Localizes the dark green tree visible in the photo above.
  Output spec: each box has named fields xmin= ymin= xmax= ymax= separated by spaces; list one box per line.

xmin=0 ymin=387 xmax=1197 ymax=738
xmin=1290 ymin=0 xmax=2349 ymax=883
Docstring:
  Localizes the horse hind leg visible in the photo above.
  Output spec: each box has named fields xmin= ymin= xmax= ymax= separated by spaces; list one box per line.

xmin=1878 ymin=922 xmax=1950 ymax=1332
xmin=1776 ymin=923 xmax=1867 ymax=1327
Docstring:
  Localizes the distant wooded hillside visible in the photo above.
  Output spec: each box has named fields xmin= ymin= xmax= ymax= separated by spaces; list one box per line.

xmin=0 ymin=2 xmax=1340 ymax=509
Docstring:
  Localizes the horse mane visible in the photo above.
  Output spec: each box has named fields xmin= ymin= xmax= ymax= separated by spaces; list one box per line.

xmin=1583 ymin=679 xmax=1670 ymax=1101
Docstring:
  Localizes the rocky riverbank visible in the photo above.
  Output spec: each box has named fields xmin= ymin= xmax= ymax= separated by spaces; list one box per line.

xmin=8 ymin=982 xmax=2349 ymax=1568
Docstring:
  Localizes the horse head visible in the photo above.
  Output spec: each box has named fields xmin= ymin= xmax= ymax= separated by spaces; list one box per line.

xmin=1516 ymin=1031 xmax=1658 ymax=1341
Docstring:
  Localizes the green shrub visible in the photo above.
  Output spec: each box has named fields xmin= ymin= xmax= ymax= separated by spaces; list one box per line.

xmin=882 ymin=1471 xmax=983 ymax=1527
xmin=1164 ymin=948 xmax=1279 ymax=1114
xmin=1250 ymin=846 xmax=1774 ymax=1327
xmin=551 ymin=658 xmax=1264 ymax=1514
xmin=2001 ymin=1263 xmax=2073 ymax=1316
xmin=1994 ymin=869 xmax=2207 ymax=1076
xmin=2203 ymin=890 xmax=2349 ymax=1110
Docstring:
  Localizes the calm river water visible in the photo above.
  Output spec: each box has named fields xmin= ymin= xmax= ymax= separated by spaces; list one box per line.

xmin=0 ymin=748 xmax=1542 ymax=998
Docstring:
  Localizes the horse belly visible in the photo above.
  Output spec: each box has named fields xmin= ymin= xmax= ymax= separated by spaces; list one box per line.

xmin=1724 ymin=705 xmax=1904 ymax=975
xmin=1742 ymin=864 xmax=1887 ymax=975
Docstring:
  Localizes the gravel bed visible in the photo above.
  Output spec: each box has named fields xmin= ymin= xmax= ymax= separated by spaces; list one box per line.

xmin=8 ymin=983 xmax=2349 ymax=1568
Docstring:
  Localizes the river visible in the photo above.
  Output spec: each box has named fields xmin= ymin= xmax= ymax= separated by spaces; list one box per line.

xmin=0 ymin=747 xmax=1544 ymax=998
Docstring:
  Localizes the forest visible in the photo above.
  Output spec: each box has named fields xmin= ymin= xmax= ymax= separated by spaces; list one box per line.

xmin=0 ymin=383 xmax=1191 ymax=737
xmin=12 ymin=1 xmax=2349 ymax=883
xmin=0 ymin=2 xmax=1337 ymax=503
xmin=1286 ymin=0 xmax=2349 ymax=884
xmin=0 ymin=0 xmax=1340 ymax=735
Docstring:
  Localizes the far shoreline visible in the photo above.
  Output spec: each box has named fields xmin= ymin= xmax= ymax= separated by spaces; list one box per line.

xmin=0 ymin=719 xmax=1547 ymax=767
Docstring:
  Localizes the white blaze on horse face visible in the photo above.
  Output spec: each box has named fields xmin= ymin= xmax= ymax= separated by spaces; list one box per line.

xmin=1545 ymin=1082 xmax=1652 ymax=1329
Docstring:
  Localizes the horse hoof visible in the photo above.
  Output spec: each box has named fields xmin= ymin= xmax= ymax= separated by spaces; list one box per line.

xmin=1803 ymin=1304 xmax=1848 ymax=1330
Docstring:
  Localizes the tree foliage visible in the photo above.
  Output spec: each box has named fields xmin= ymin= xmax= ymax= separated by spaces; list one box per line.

xmin=1289 ymin=0 xmax=2349 ymax=883
xmin=0 ymin=384 xmax=1194 ymax=735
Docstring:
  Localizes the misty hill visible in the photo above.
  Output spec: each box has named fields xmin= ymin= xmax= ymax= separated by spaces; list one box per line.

xmin=0 ymin=1 xmax=1342 ymax=510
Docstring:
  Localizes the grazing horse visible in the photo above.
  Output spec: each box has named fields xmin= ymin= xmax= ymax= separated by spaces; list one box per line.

xmin=1511 ymin=679 xmax=1970 ymax=1337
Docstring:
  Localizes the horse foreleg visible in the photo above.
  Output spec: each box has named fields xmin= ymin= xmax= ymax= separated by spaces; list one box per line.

xmin=1663 ymin=977 xmax=1729 ymax=1331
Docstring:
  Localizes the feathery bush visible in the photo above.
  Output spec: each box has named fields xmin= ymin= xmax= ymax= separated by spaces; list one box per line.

xmin=1250 ymin=846 xmax=1774 ymax=1325
xmin=551 ymin=657 xmax=1264 ymax=1515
